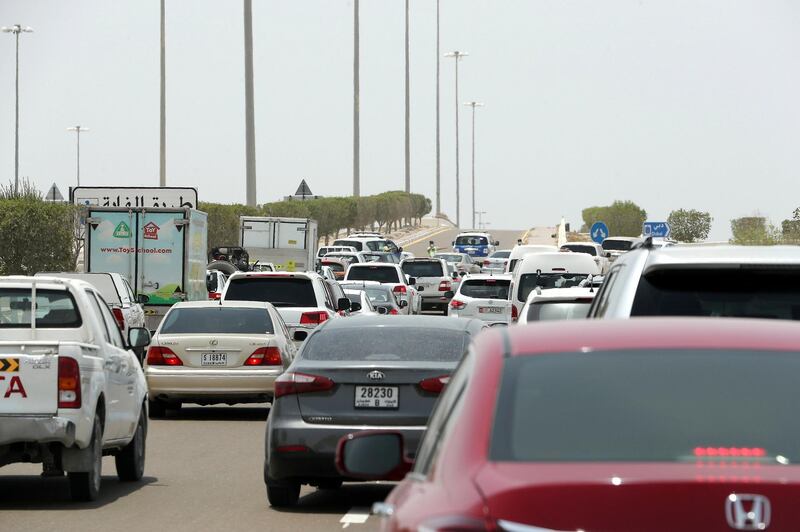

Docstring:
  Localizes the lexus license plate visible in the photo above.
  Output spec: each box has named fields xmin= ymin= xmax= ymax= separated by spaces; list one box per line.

xmin=354 ymin=386 xmax=399 ymax=408
xmin=479 ymin=306 xmax=502 ymax=314
xmin=201 ymin=353 xmax=227 ymax=366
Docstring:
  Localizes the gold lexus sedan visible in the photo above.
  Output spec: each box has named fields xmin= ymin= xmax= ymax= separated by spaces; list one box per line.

xmin=145 ymin=301 xmax=297 ymax=418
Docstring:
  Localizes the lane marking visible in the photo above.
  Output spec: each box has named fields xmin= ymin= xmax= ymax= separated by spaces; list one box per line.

xmin=403 ymin=226 xmax=453 ymax=248
xmin=340 ymin=507 xmax=371 ymax=528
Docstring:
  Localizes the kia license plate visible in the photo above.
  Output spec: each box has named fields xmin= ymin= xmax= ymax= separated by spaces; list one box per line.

xmin=201 ymin=353 xmax=227 ymax=366
xmin=479 ymin=306 xmax=502 ymax=314
xmin=354 ymin=386 xmax=399 ymax=408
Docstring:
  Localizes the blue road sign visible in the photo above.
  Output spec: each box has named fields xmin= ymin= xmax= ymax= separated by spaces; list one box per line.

xmin=643 ymin=221 xmax=671 ymax=238
xmin=591 ymin=222 xmax=609 ymax=244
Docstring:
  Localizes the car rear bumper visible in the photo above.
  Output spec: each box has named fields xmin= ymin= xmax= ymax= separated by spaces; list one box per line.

xmin=0 ymin=415 xmax=76 ymax=447
xmin=146 ymin=367 xmax=283 ymax=401
xmin=267 ymin=420 xmax=426 ymax=482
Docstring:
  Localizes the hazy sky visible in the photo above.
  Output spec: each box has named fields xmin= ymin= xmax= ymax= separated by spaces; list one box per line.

xmin=2 ymin=1 xmax=799 ymax=239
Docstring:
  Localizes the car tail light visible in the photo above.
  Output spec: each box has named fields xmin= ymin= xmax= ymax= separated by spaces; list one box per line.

xmin=449 ymin=299 xmax=466 ymax=310
xmin=418 ymin=375 xmax=450 ymax=394
xmin=276 ymin=445 xmax=310 ymax=453
xmin=111 ymin=307 xmax=125 ymax=331
xmin=393 ymin=285 xmax=407 ymax=295
xmin=146 ymin=346 xmax=184 ymax=366
xmin=245 ymin=346 xmax=283 ymax=366
xmin=208 ymin=291 xmax=222 ymax=300
xmin=694 ymin=447 xmax=766 ymax=458
xmin=483 ymin=260 xmax=491 ymax=266
xmin=58 ymin=357 xmax=82 ymax=408
xmin=300 ymin=311 xmax=329 ymax=325
xmin=274 ymin=372 xmax=335 ymax=398
xmin=438 ymin=280 xmax=451 ymax=291
xmin=511 ymin=305 xmax=518 ymax=322
xmin=388 ymin=308 xmax=399 ymax=315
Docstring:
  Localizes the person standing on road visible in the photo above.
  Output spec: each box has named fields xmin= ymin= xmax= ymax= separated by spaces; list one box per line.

xmin=427 ymin=241 xmax=437 ymax=258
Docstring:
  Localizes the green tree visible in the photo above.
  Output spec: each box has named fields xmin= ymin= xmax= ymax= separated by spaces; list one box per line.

xmin=667 ymin=209 xmax=712 ymax=243
xmin=730 ymin=216 xmax=781 ymax=245
xmin=581 ymin=200 xmax=646 ymax=237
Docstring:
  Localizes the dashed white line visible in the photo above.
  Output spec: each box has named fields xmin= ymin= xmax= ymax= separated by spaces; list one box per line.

xmin=340 ymin=507 xmax=371 ymax=528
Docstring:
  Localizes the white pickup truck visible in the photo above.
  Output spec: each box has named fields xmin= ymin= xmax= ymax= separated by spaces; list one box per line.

xmin=0 ymin=276 xmax=151 ymax=501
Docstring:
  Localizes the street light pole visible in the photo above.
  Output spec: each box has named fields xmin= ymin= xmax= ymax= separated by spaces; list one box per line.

xmin=243 ymin=0 xmax=257 ymax=206
xmin=464 ymin=101 xmax=483 ymax=229
xmin=444 ymin=51 xmax=467 ymax=227
xmin=2 ymin=24 xmax=34 ymax=196
xmin=67 ymin=126 xmax=89 ymax=187
xmin=404 ymin=0 xmax=410 ymax=193
xmin=353 ymin=0 xmax=360 ymax=197
xmin=435 ymin=0 xmax=440 ymax=215
xmin=159 ymin=0 xmax=166 ymax=186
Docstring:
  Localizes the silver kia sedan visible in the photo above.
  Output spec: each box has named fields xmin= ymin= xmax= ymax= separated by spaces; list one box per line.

xmin=263 ymin=315 xmax=486 ymax=507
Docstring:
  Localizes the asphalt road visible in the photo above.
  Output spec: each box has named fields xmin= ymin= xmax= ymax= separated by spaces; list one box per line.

xmin=0 ymin=405 xmax=390 ymax=532
xmin=403 ymin=226 xmax=555 ymax=257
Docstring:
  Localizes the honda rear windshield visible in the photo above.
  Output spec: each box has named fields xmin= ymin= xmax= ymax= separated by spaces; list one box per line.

xmin=456 ymin=236 xmax=488 ymax=246
xmin=526 ymin=301 xmax=591 ymax=321
xmin=347 ymin=266 xmax=401 ymax=284
xmin=0 ymin=288 xmax=82 ymax=328
xmin=402 ymin=262 xmax=444 ymax=278
xmin=160 ymin=307 xmax=274 ymax=334
xmin=460 ymin=279 xmax=510 ymax=299
xmin=562 ymin=245 xmax=597 ymax=256
xmin=302 ymin=327 xmax=468 ymax=362
xmin=224 ymin=277 xmax=317 ymax=307
xmin=631 ymin=268 xmax=800 ymax=320
xmin=517 ymin=273 xmax=590 ymax=301
xmin=491 ymin=350 xmax=800 ymax=463
xmin=601 ymin=239 xmax=633 ymax=251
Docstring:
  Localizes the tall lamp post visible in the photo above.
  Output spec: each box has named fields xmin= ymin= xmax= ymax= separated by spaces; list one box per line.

xmin=1 ymin=24 xmax=34 ymax=195
xmin=434 ymin=0 xmax=441 ymax=215
xmin=353 ymin=0 xmax=360 ymax=197
xmin=67 ymin=126 xmax=89 ymax=187
xmin=444 ymin=51 xmax=467 ymax=227
xmin=404 ymin=0 xmax=410 ymax=193
xmin=463 ymin=101 xmax=483 ymax=229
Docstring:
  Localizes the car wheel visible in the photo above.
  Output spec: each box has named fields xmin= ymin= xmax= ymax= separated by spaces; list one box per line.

xmin=115 ymin=407 xmax=146 ymax=481
xmin=317 ymin=479 xmax=343 ymax=490
xmin=148 ymin=398 xmax=166 ymax=419
xmin=266 ymin=478 xmax=301 ymax=507
xmin=68 ymin=414 xmax=103 ymax=501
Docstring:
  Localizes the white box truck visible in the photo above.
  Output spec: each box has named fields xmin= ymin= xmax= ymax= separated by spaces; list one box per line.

xmin=239 ymin=216 xmax=318 ymax=272
xmin=84 ymin=207 xmax=208 ymax=330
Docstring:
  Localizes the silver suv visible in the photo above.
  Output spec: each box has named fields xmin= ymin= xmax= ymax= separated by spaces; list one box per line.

xmin=587 ymin=242 xmax=800 ymax=320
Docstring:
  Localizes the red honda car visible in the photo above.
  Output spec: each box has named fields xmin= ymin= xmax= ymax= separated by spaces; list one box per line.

xmin=337 ymin=318 xmax=800 ymax=531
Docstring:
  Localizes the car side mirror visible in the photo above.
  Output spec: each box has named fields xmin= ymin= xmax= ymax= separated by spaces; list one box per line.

xmin=337 ymin=297 xmax=352 ymax=312
xmin=444 ymin=290 xmax=455 ymax=299
xmin=398 ymin=300 xmax=408 ymax=308
xmin=605 ymin=252 xmax=612 ymax=258
xmin=137 ymin=294 xmax=150 ymax=305
xmin=350 ymin=301 xmax=362 ymax=312
xmin=408 ymin=277 xmax=416 ymax=286
xmin=293 ymin=330 xmax=308 ymax=342
xmin=377 ymin=306 xmax=388 ymax=315
xmin=128 ymin=327 xmax=151 ymax=349
xmin=494 ymin=241 xmax=500 ymax=246
xmin=459 ymin=271 xmax=467 ymax=277
xmin=336 ymin=432 xmax=412 ymax=481
xmin=452 ymin=272 xmax=459 ymax=280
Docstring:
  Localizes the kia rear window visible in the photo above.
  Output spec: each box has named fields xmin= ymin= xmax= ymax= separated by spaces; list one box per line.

xmin=517 ymin=273 xmax=590 ymax=301
xmin=224 ymin=277 xmax=317 ymax=307
xmin=526 ymin=301 xmax=591 ymax=321
xmin=347 ymin=266 xmax=401 ymax=284
xmin=631 ymin=268 xmax=800 ymax=320
xmin=160 ymin=307 xmax=274 ymax=334
xmin=402 ymin=262 xmax=444 ymax=278
xmin=460 ymin=279 xmax=510 ymax=299
xmin=302 ymin=328 xmax=468 ymax=362
xmin=0 ymin=288 xmax=82 ymax=328
xmin=491 ymin=350 xmax=800 ymax=463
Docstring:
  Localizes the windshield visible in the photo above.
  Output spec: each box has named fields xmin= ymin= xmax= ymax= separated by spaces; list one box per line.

xmin=160 ymin=307 xmax=273 ymax=334
xmin=517 ymin=273 xmax=590 ymax=302
xmin=436 ymin=254 xmax=462 ymax=263
xmin=490 ymin=251 xmax=510 ymax=259
xmin=402 ymin=262 xmax=444 ymax=278
xmin=561 ymin=245 xmax=597 ymax=256
xmin=333 ymin=239 xmax=363 ymax=251
xmin=0 ymin=288 xmax=82 ymax=328
xmin=526 ymin=301 xmax=592 ymax=321
xmin=631 ymin=268 xmax=800 ymax=320
xmin=322 ymin=261 xmax=345 ymax=272
xmin=491 ymin=350 xmax=800 ymax=463
xmin=602 ymin=239 xmax=633 ymax=251
xmin=302 ymin=327 xmax=468 ymax=362
xmin=347 ymin=266 xmax=401 ymax=284
xmin=224 ymin=277 xmax=317 ymax=307
xmin=365 ymin=240 xmax=391 ymax=252
xmin=459 ymin=279 xmax=510 ymax=299
xmin=455 ymin=236 xmax=488 ymax=246
xmin=363 ymin=287 xmax=397 ymax=305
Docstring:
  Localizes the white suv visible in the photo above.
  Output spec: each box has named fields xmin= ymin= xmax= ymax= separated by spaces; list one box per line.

xmin=447 ymin=273 xmax=512 ymax=325
xmin=344 ymin=263 xmax=421 ymax=314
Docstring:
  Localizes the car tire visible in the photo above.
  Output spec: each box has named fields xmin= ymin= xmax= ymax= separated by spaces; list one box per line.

xmin=317 ymin=479 xmax=343 ymax=490
xmin=68 ymin=414 xmax=103 ymax=501
xmin=115 ymin=407 xmax=146 ymax=481
xmin=266 ymin=478 xmax=301 ymax=507
xmin=148 ymin=398 xmax=166 ymax=419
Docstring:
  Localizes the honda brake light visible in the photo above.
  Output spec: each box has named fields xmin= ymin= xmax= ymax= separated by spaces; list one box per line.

xmin=58 ymin=357 xmax=82 ymax=408
xmin=449 ymin=299 xmax=466 ymax=310
xmin=245 ymin=346 xmax=283 ymax=366
xmin=300 ymin=311 xmax=329 ymax=325
xmin=419 ymin=375 xmax=450 ymax=394
xmin=146 ymin=346 xmax=184 ymax=366
xmin=111 ymin=307 xmax=125 ymax=331
xmin=274 ymin=372 xmax=335 ymax=398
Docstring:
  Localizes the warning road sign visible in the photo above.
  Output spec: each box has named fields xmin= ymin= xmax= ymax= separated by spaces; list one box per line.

xmin=0 ymin=358 xmax=20 ymax=372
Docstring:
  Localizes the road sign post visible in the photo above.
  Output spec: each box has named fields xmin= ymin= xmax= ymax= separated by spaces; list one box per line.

xmin=590 ymin=221 xmax=609 ymax=244
xmin=643 ymin=222 xmax=671 ymax=238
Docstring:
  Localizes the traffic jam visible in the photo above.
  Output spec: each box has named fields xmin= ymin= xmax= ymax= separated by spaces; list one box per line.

xmin=2 ymin=204 xmax=799 ymax=532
